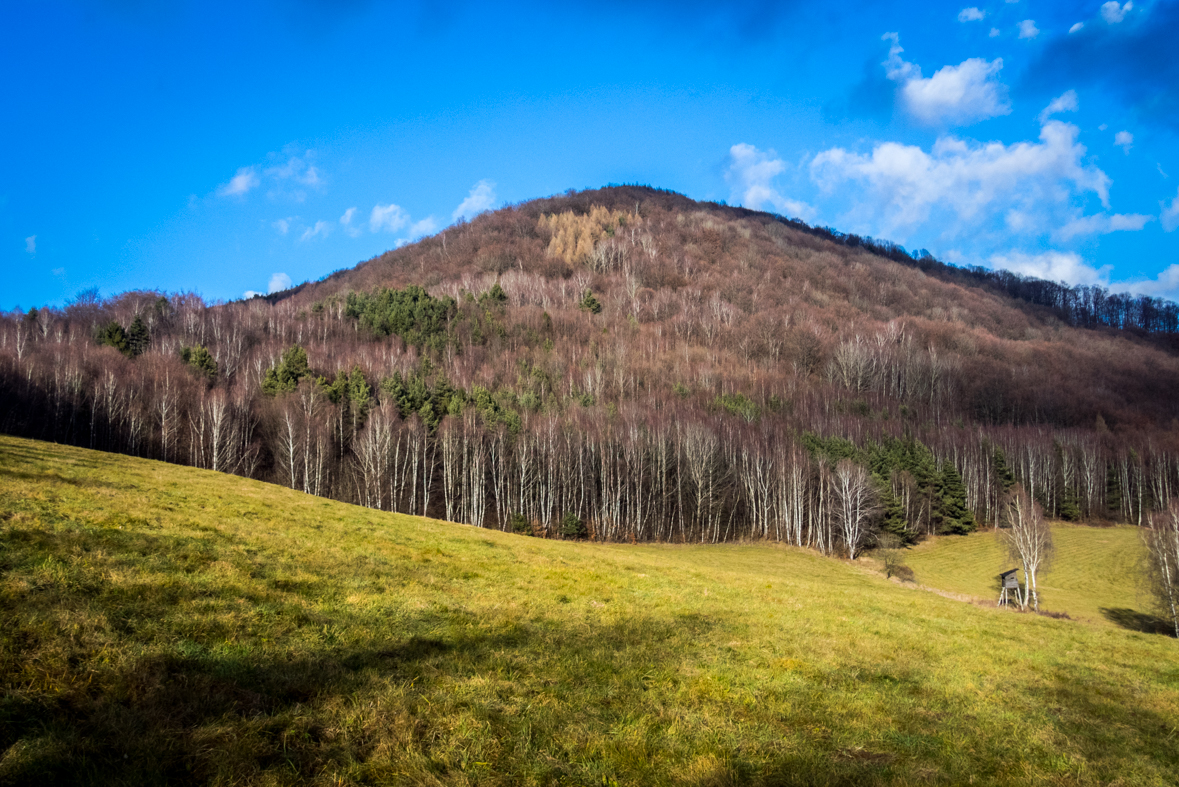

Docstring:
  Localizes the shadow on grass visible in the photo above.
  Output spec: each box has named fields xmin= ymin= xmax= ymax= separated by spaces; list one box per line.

xmin=0 ymin=464 xmax=124 ymax=491
xmin=1100 ymin=607 xmax=1177 ymax=637
xmin=0 ymin=628 xmax=505 ymax=785
xmin=0 ymin=608 xmax=721 ymax=786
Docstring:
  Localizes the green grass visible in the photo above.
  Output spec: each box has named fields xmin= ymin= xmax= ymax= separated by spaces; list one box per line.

xmin=1 ymin=434 xmax=1177 ymax=786
xmin=901 ymin=525 xmax=1164 ymax=630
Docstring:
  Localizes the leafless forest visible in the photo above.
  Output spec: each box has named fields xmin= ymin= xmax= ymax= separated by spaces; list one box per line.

xmin=4 ymin=186 xmax=1179 ymax=552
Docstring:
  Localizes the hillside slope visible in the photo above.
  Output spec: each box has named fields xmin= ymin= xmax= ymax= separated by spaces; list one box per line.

xmin=1 ymin=436 xmax=1177 ymax=785
xmin=4 ymin=186 xmax=1179 ymax=547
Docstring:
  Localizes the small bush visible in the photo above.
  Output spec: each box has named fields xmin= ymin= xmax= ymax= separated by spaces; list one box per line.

xmin=509 ymin=513 xmax=531 ymax=535
xmin=560 ymin=512 xmax=587 ymax=539
xmin=891 ymin=564 xmax=916 ymax=583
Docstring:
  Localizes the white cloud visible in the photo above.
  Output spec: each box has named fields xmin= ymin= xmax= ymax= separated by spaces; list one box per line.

xmin=989 ymin=27 xmax=1001 ymax=37
xmin=1114 ymin=130 xmax=1133 ymax=153
xmin=989 ymin=250 xmax=1110 ymax=286
xmin=299 ymin=221 xmax=331 ymax=242
xmin=268 ymin=273 xmax=293 ymax=293
xmin=1069 ymin=22 xmax=1084 ymax=33
xmin=1101 ymin=1 xmax=1132 ymax=24
xmin=882 ymin=34 xmax=1009 ymax=126
xmin=218 ymin=166 xmax=260 ymax=197
xmin=810 ymin=119 xmax=1110 ymax=233
xmin=390 ymin=217 xmax=440 ymax=248
xmin=1123 ymin=265 xmax=1179 ymax=299
xmin=264 ymin=153 xmax=323 ymax=203
xmin=726 ymin=143 xmax=815 ymax=219
xmin=340 ymin=206 xmax=361 ymax=237
xmin=958 ymin=7 xmax=985 ymax=21
xmin=1056 ymin=212 xmax=1152 ymax=240
xmin=370 ymin=203 xmax=409 ymax=233
xmin=272 ymin=217 xmax=293 ymax=235
xmin=1018 ymin=19 xmax=1039 ymax=39
xmin=452 ymin=180 xmax=497 ymax=221
xmin=1038 ymin=90 xmax=1078 ymax=123
xmin=1162 ymin=188 xmax=1179 ymax=232
xmin=265 ymin=154 xmax=321 ymax=186
xmin=409 ymin=217 xmax=438 ymax=237
xmin=24 ymin=235 xmax=35 ymax=254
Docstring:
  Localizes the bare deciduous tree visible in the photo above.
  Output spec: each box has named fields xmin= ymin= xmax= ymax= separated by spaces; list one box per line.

xmin=1000 ymin=485 xmax=1053 ymax=611
xmin=1143 ymin=499 xmax=1179 ymax=638
xmin=832 ymin=459 xmax=878 ymax=560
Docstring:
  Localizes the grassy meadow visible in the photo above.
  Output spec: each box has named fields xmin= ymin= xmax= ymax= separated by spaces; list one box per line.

xmin=1 ymin=435 xmax=1177 ymax=786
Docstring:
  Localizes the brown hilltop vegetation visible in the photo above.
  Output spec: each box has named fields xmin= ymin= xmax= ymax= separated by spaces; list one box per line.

xmin=3 ymin=185 xmax=1179 ymax=549
xmin=302 ymin=184 xmax=1179 ymax=431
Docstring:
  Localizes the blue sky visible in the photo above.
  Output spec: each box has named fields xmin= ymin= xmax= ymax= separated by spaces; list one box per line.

xmin=3 ymin=0 xmax=1178 ymax=310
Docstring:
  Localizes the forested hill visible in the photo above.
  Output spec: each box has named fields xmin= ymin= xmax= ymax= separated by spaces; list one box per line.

xmin=3 ymin=185 xmax=1179 ymax=551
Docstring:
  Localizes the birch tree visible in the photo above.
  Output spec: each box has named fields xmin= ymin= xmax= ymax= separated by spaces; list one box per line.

xmin=832 ymin=459 xmax=878 ymax=560
xmin=1143 ymin=499 xmax=1179 ymax=638
xmin=1001 ymin=485 xmax=1053 ymax=611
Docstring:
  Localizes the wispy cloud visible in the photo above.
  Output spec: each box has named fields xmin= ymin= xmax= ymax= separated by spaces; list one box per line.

xmin=1123 ymin=265 xmax=1179 ymax=299
xmin=1038 ymin=89 xmax=1078 ymax=123
xmin=410 ymin=217 xmax=438 ymax=237
xmin=882 ymin=33 xmax=1010 ymax=126
xmin=958 ymin=7 xmax=985 ymax=22
xmin=269 ymin=272 xmax=292 ymax=292
xmin=1055 ymin=212 xmax=1152 ymax=240
xmin=370 ymin=203 xmax=409 ymax=233
xmin=272 ymin=217 xmax=294 ymax=235
xmin=988 ymin=250 xmax=1110 ymax=286
xmin=452 ymin=180 xmax=497 ymax=221
xmin=340 ymin=206 xmax=361 ymax=237
xmin=218 ymin=166 xmax=260 ymax=197
xmin=726 ymin=143 xmax=814 ymax=219
xmin=1115 ymin=130 xmax=1133 ymax=153
xmin=990 ymin=250 xmax=1179 ymax=301
xmin=264 ymin=151 xmax=323 ymax=202
xmin=219 ymin=150 xmax=323 ymax=202
xmin=1025 ymin=2 xmax=1179 ymax=133
xmin=244 ymin=272 xmax=294 ymax=299
xmin=24 ymin=235 xmax=36 ymax=254
xmin=1162 ymin=188 xmax=1179 ymax=232
xmin=1018 ymin=19 xmax=1039 ymax=39
xmin=1101 ymin=1 xmax=1133 ymax=24
xmin=299 ymin=221 xmax=331 ymax=242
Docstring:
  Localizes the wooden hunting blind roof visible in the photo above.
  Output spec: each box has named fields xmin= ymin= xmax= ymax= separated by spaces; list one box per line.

xmin=1000 ymin=569 xmax=1020 ymax=589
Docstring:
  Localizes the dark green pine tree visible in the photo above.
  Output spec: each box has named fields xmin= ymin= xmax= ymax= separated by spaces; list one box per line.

xmin=261 ymin=346 xmax=309 ymax=395
xmin=990 ymin=444 xmax=1015 ymax=493
xmin=937 ymin=462 xmax=975 ymax=535
xmin=96 ymin=320 xmax=131 ymax=356
xmin=479 ymin=281 xmax=508 ymax=306
xmin=1105 ymin=463 xmax=1124 ymax=521
xmin=875 ymin=477 xmax=914 ymax=544
xmin=179 ymin=345 xmax=218 ymax=384
xmin=127 ymin=315 xmax=150 ymax=357
xmin=579 ymin=289 xmax=602 ymax=314
xmin=347 ymin=368 xmax=372 ymax=433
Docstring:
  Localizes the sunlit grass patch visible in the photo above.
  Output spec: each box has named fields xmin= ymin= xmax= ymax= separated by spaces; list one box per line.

xmin=902 ymin=524 xmax=1155 ymax=626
